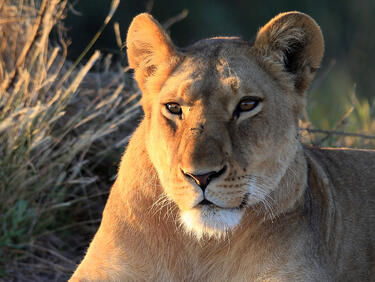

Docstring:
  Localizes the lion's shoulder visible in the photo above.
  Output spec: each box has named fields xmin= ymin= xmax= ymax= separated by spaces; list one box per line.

xmin=305 ymin=145 xmax=375 ymax=180
xmin=304 ymin=145 xmax=375 ymax=218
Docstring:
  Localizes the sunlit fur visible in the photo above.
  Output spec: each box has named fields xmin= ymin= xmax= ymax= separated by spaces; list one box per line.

xmin=181 ymin=206 xmax=244 ymax=240
xmin=71 ymin=12 xmax=375 ymax=282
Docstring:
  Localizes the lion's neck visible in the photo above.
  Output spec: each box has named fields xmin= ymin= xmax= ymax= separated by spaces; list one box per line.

xmin=114 ymin=123 xmax=163 ymax=217
xmin=265 ymin=145 xmax=308 ymax=218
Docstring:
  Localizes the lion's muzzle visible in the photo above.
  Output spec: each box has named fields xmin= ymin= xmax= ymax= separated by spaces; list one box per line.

xmin=182 ymin=165 xmax=227 ymax=190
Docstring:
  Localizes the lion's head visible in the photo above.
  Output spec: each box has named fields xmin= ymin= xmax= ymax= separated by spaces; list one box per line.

xmin=126 ymin=12 xmax=324 ymax=238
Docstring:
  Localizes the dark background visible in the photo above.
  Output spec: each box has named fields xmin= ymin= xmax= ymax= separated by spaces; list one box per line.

xmin=65 ymin=0 xmax=375 ymax=100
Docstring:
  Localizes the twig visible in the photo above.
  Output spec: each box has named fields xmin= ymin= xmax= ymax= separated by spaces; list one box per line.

xmin=316 ymin=84 xmax=357 ymax=145
xmin=42 ymin=191 xmax=109 ymax=212
xmin=145 ymin=0 xmax=154 ymax=13
xmin=30 ymin=244 xmax=75 ymax=266
xmin=113 ymin=22 xmax=123 ymax=49
xmin=55 ymin=0 xmax=119 ymax=90
xmin=163 ymin=9 xmax=189 ymax=30
xmin=35 ymin=219 xmax=101 ymax=238
xmin=301 ymin=127 xmax=375 ymax=140
xmin=12 ymin=248 xmax=73 ymax=272
xmin=317 ymin=106 xmax=354 ymax=144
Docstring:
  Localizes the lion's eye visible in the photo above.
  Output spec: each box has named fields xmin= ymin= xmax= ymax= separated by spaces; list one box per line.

xmin=238 ymin=97 xmax=260 ymax=111
xmin=166 ymin=103 xmax=182 ymax=115
xmin=233 ymin=96 xmax=262 ymax=119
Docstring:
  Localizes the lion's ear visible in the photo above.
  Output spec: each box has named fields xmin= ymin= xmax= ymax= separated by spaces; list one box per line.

xmin=126 ymin=13 xmax=179 ymax=91
xmin=254 ymin=12 xmax=324 ymax=95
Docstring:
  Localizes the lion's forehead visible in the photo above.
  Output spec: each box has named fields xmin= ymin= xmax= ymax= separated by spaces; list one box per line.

xmin=162 ymin=50 xmax=268 ymax=104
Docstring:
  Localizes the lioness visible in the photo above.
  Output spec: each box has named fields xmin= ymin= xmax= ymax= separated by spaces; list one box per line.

xmin=70 ymin=12 xmax=375 ymax=281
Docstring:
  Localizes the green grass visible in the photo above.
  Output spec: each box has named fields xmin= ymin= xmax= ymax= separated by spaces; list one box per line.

xmin=301 ymin=61 xmax=375 ymax=148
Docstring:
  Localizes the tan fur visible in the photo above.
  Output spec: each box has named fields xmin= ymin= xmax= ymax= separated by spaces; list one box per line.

xmin=70 ymin=12 xmax=375 ymax=281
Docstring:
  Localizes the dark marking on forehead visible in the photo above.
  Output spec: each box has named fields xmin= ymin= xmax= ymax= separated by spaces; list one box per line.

xmin=184 ymin=58 xmax=221 ymax=100
xmin=230 ymin=79 xmax=239 ymax=95
xmin=206 ymin=49 xmax=221 ymax=90
xmin=178 ymin=80 xmax=193 ymax=99
xmin=210 ymin=44 xmax=223 ymax=61
xmin=179 ymin=37 xmax=250 ymax=53
xmin=198 ymin=70 xmax=220 ymax=99
xmin=174 ymin=38 xmax=251 ymax=100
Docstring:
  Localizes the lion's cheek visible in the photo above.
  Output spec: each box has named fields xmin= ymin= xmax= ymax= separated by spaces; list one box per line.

xmin=146 ymin=114 xmax=173 ymax=164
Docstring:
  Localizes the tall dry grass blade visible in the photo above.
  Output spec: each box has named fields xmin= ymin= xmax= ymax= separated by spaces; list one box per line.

xmin=57 ymin=0 xmax=120 ymax=89
xmin=1 ymin=0 xmax=48 ymax=91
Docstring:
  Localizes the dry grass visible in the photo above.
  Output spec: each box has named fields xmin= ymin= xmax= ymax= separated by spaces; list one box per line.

xmin=0 ymin=0 xmax=140 ymax=280
xmin=0 ymin=0 xmax=374 ymax=281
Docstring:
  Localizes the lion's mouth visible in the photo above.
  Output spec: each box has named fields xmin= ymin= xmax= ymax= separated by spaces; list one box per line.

xmin=181 ymin=197 xmax=247 ymax=238
xmin=198 ymin=194 xmax=248 ymax=210
xmin=199 ymin=199 xmax=214 ymax=206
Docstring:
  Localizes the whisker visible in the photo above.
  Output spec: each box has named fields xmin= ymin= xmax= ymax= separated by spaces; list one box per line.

xmin=243 ymin=174 xmax=282 ymax=220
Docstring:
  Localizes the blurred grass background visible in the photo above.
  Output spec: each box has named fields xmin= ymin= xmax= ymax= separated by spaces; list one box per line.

xmin=0 ymin=0 xmax=374 ymax=281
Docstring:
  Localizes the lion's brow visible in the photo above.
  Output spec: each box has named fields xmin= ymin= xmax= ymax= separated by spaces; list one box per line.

xmin=223 ymin=76 xmax=240 ymax=95
xmin=178 ymin=80 xmax=194 ymax=98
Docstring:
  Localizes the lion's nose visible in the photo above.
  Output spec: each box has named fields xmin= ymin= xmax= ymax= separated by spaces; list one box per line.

xmin=183 ymin=166 xmax=227 ymax=191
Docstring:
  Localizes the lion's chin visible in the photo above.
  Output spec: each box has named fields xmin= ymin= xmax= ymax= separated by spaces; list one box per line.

xmin=180 ymin=205 xmax=245 ymax=240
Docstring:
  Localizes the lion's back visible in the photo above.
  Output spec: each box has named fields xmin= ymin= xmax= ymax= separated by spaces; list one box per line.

xmin=308 ymin=146 xmax=375 ymax=199
xmin=305 ymin=146 xmax=375 ymax=280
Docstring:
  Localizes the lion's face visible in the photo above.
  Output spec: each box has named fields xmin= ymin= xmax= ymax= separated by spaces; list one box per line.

xmin=126 ymin=13 xmax=324 ymax=238
xmin=145 ymin=48 xmax=301 ymax=238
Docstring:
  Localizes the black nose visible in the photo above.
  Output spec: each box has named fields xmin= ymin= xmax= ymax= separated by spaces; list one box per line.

xmin=183 ymin=166 xmax=226 ymax=191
